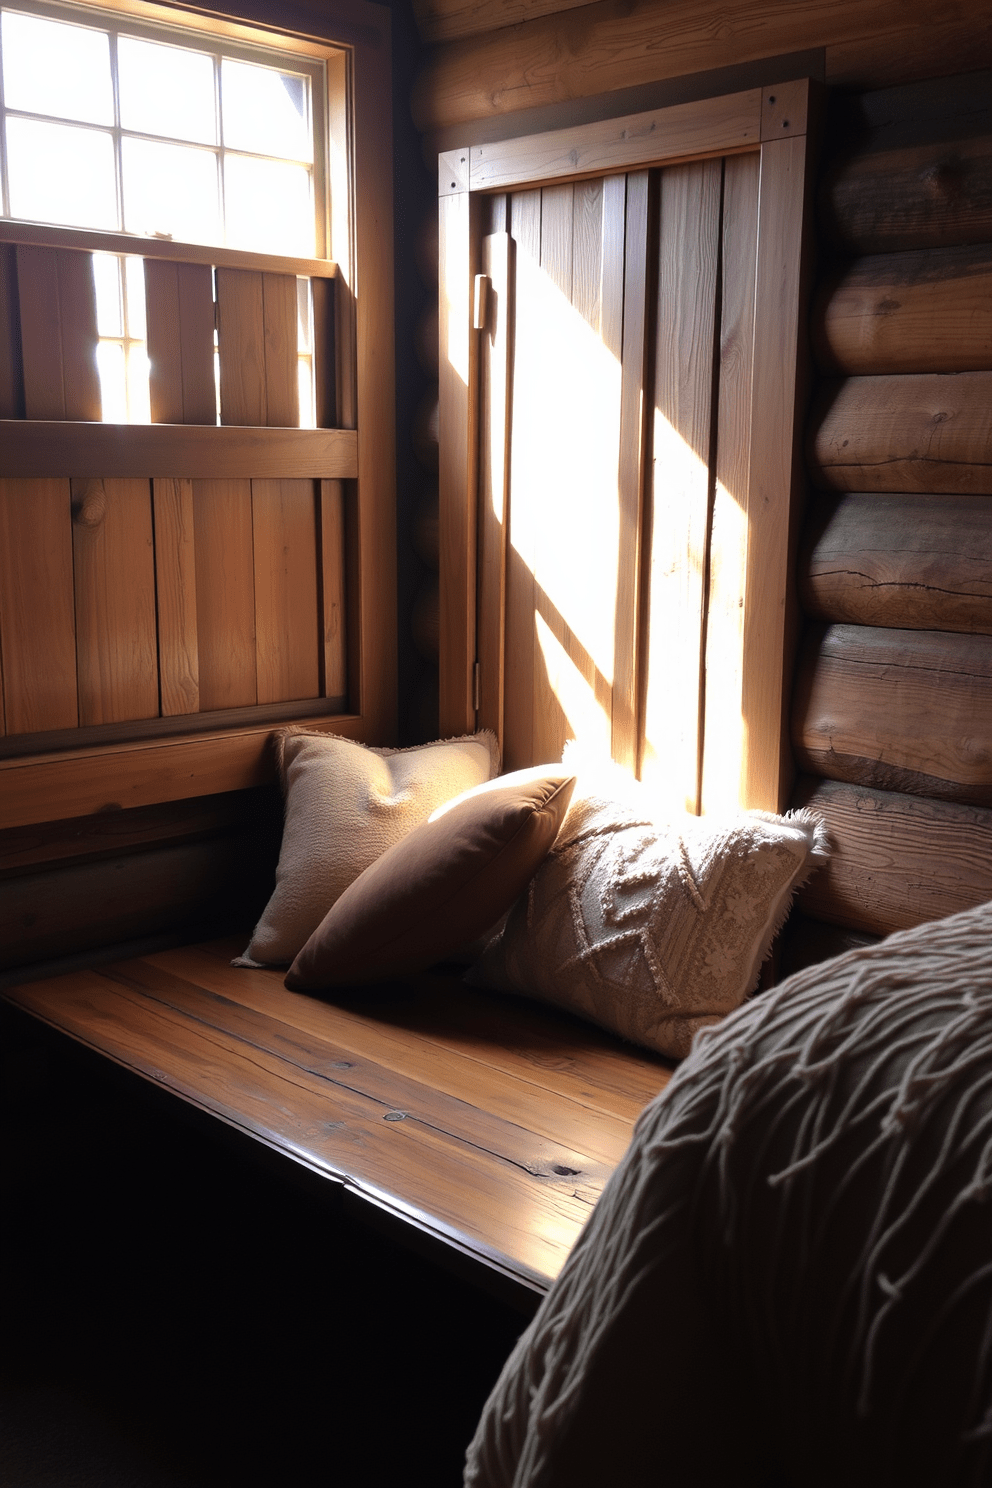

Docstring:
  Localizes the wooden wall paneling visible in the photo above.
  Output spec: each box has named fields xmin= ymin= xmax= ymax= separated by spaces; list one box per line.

xmin=145 ymin=259 xmax=216 ymax=424
xmin=192 ymin=479 xmax=257 ymax=711
xmin=151 ymin=478 xmax=200 ymax=717
xmin=252 ymin=478 xmax=320 ymax=704
xmin=640 ymin=157 xmax=721 ymax=813
xmin=261 ymin=272 xmax=300 ymax=427
xmin=738 ymin=124 xmax=813 ymax=813
xmin=17 ymin=247 xmax=101 ymax=421
xmin=793 ymin=775 xmax=992 ymax=937
xmin=700 ymin=150 xmax=759 ymax=815
xmin=476 ymin=229 xmax=513 ymax=745
xmin=801 ymin=492 xmax=992 ymax=634
xmin=826 ymin=18 xmax=992 ymax=94
xmin=319 ymin=478 xmax=347 ymax=701
xmin=612 ymin=171 xmax=649 ymax=772
xmin=821 ymin=130 xmax=992 ymax=255
xmin=438 ymin=183 xmax=479 ymax=736
xmin=1 ymin=423 xmax=357 ymax=481
xmin=412 ymin=0 xmax=592 ymax=45
xmin=502 ymin=189 xmax=541 ymax=768
xmin=0 ymin=244 xmax=24 ymax=418
xmin=811 ymin=372 xmax=992 ymax=494
xmin=72 ymin=478 xmax=159 ymax=726
xmin=467 ymin=90 xmax=761 ymax=191
xmin=216 ymin=268 xmax=267 ymax=426
xmin=55 ymin=250 xmax=102 ymax=422
xmin=311 ymin=275 xmax=337 ymax=428
xmin=0 ymin=479 xmax=77 ymax=733
xmin=793 ymin=624 xmax=992 ymax=804
xmin=812 ymin=244 xmax=992 ymax=376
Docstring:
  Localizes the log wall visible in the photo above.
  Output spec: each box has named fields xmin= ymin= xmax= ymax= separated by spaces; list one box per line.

xmin=791 ymin=69 xmax=992 ymax=953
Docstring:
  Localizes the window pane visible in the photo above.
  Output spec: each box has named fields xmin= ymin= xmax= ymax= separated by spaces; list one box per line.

xmin=127 ymin=344 xmax=151 ymax=423
xmin=224 ymin=154 xmax=313 ymax=255
xmin=221 ymin=58 xmax=310 ymax=161
xmin=122 ymin=136 xmax=220 ymax=244
xmin=6 ymin=117 xmax=117 ymax=229
xmin=2 ymin=10 xmax=113 ymax=125
xmin=96 ymin=340 xmax=127 ymax=423
xmin=118 ymin=36 xmax=216 ymax=146
xmin=92 ymin=253 xmax=123 ymax=338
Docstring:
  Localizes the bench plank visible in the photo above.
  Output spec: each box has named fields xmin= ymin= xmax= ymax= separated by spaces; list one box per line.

xmin=4 ymin=937 xmax=674 ymax=1301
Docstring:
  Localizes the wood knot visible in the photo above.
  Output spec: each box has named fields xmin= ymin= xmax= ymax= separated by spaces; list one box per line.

xmin=71 ymin=480 xmax=107 ymax=529
xmin=920 ymin=158 xmax=962 ymax=201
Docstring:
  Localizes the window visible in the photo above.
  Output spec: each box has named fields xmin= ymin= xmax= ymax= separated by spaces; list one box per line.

xmin=0 ymin=0 xmax=328 ymax=422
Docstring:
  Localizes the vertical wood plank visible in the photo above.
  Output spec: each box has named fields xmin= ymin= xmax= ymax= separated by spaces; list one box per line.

xmin=216 ymin=268 xmax=266 ymax=426
xmin=571 ymin=178 xmax=604 ymax=333
xmin=741 ymin=129 xmax=812 ymax=812
xmin=477 ymin=230 xmax=513 ymax=747
xmin=262 ymin=272 xmax=300 ymax=427
xmin=57 ymin=251 xmax=101 ymax=421
xmin=640 ymin=157 xmax=722 ymax=813
xmin=702 ymin=151 xmax=759 ymax=816
xmin=146 ymin=260 xmax=215 ymax=425
xmin=252 ymin=478 xmax=320 ymax=704
xmin=540 ymin=183 xmax=574 ymax=299
xmin=319 ymin=478 xmax=347 ymax=700
xmin=0 ymin=245 xmax=24 ymax=419
xmin=18 ymin=246 xmax=66 ymax=420
xmin=72 ymin=478 xmax=159 ymax=726
xmin=312 ymin=276 xmax=336 ymax=428
xmin=503 ymin=189 xmax=541 ymax=769
xmin=152 ymin=477 xmax=200 ymax=716
xmin=192 ymin=479 xmax=257 ymax=711
xmin=613 ymin=171 xmax=649 ymax=772
xmin=0 ymin=478 xmax=77 ymax=732
xmin=438 ymin=186 xmax=479 ymax=736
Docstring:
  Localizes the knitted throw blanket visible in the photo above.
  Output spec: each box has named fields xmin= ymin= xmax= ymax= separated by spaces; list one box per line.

xmin=465 ymin=899 xmax=992 ymax=1488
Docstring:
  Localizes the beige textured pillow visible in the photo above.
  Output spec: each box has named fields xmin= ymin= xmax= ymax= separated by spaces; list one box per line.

xmin=241 ymin=728 xmax=499 ymax=966
xmin=470 ymin=776 xmax=827 ymax=1059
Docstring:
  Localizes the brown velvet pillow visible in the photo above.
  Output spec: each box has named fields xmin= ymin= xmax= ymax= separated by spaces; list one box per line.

xmin=285 ymin=767 xmax=576 ymax=990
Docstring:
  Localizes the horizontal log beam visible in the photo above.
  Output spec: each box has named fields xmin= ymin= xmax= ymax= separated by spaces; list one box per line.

xmin=809 ymin=372 xmax=992 ymax=494
xmin=812 ymin=244 xmax=992 ymax=376
xmin=0 ymin=423 xmax=359 ymax=480
xmin=793 ymin=775 xmax=992 ymax=936
xmin=800 ymin=491 xmax=992 ymax=633
xmin=793 ymin=623 xmax=992 ymax=803
xmin=411 ymin=0 xmax=912 ymax=133
xmin=820 ymin=130 xmax=992 ymax=254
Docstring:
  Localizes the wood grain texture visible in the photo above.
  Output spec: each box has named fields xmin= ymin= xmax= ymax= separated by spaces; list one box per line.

xmin=467 ymin=90 xmax=760 ymax=191
xmin=151 ymin=478 xmax=200 ymax=716
xmin=701 ymin=150 xmax=759 ymax=815
xmin=412 ymin=0 xmax=917 ymax=133
xmin=319 ymin=479 xmax=347 ymax=699
xmin=0 ymin=716 xmax=364 ymax=830
xmin=0 ymin=478 xmax=77 ymax=733
xmin=438 ymin=188 xmax=479 ymax=736
xmin=800 ymin=491 xmax=992 ymax=633
xmin=739 ymin=128 xmax=812 ymax=812
xmin=826 ymin=16 xmax=992 ymax=94
xmin=4 ymin=938 xmax=673 ymax=1291
xmin=810 ymin=372 xmax=992 ymax=494
xmin=820 ymin=130 xmax=992 ymax=255
xmin=71 ymin=478 xmax=159 ymax=727
xmin=17 ymin=246 xmax=100 ymax=420
xmin=477 ymin=230 xmax=513 ymax=746
xmin=812 ymin=244 xmax=992 ymax=376
xmin=793 ymin=624 xmax=992 ymax=804
xmin=793 ymin=774 xmax=992 ymax=936
xmin=145 ymin=260 xmax=216 ymax=425
xmin=0 ymin=422 xmax=358 ymax=480
xmin=641 ymin=158 xmax=721 ymax=812
xmin=413 ymin=0 xmax=594 ymax=44
xmin=252 ymin=479 xmax=320 ymax=704
xmin=262 ymin=272 xmax=300 ymax=427
xmin=0 ymin=245 xmax=23 ymax=419
xmin=192 ymin=480 xmax=257 ymax=712
xmin=217 ymin=269 xmax=267 ymax=426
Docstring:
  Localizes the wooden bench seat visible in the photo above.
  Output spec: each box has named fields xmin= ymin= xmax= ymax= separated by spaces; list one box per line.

xmin=3 ymin=936 xmax=675 ymax=1311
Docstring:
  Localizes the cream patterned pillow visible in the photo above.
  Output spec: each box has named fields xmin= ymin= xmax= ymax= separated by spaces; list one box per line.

xmin=240 ymin=728 xmax=499 ymax=966
xmin=470 ymin=779 xmax=827 ymax=1059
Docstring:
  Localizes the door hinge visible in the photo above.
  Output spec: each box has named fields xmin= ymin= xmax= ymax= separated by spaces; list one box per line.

xmin=473 ymin=275 xmax=490 ymax=331
xmin=472 ymin=660 xmax=481 ymax=713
